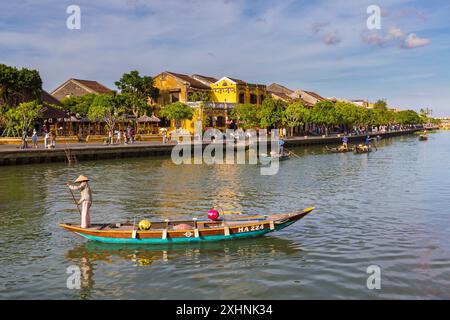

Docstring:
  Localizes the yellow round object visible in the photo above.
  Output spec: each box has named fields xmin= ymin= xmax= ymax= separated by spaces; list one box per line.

xmin=138 ymin=219 xmax=151 ymax=230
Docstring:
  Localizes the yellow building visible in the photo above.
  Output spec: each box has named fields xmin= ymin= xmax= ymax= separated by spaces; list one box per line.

xmin=210 ymin=77 xmax=266 ymax=105
xmin=153 ymin=72 xmax=267 ymax=134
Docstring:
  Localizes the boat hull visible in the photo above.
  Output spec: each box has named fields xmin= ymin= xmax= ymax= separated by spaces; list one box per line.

xmin=61 ymin=208 xmax=313 ymax=245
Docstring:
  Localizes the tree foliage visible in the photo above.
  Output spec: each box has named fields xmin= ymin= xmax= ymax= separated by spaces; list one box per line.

xmin=188 ymin=91 xmax=211 ymax=102
xmin=310 ymin=100 xmax=336 ymax=127
xmin=160 ymin=102 xmax=194 ymax=128
xmin=61 ymin=93 xmax=97 ymax=117
xmin=88 ymin=94 xmax=125 ymax=132
xmin=0 ymin=64 xmax=43 ymax=107
xmin=231 ymin=103 xmax=260 ymax=129
xmin=4 ymin=100 xmax=42 ymax=137
xmin=373 ymin=99 xmax=388 ymax=110
xmin=115 ymin=70 xmax=159 ymax=117
xmin=283 ymin=102 xmax=310 ymax=136
xmin=259 ymin=97 xmax=286 ymax=129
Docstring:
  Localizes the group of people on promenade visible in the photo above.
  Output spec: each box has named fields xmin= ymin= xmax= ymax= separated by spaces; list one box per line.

xmin=21 ymin=128 xmax=56 ymax=150
xmin=105 ymin=126 xmax=135 ymax=145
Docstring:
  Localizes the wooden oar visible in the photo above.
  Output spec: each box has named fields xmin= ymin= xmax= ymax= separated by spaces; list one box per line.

xmin=66 ymin=184 xmax=81 ymax=216
xmin=284 ymin=147 xmax=301 ymax=158
xmin=222 ymin=211 xmax=243 ymax=215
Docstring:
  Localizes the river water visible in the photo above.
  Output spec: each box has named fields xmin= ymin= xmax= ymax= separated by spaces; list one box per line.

xmin=1 ymin=132 xmax=449 ymax=299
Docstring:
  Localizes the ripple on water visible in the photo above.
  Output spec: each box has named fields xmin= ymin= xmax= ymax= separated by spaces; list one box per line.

xmin=1 ymin=133 xmax=450 ymax=299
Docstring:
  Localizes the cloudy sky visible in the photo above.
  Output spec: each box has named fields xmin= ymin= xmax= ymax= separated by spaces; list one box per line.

xmin=1 ymin=0 xmax=449 ymax=115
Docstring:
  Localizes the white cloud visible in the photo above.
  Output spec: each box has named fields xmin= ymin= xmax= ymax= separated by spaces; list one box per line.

xmin=362 ymin=26 xmax=404 ymax=46
xmin=388 ymin=26 xmax=403 ymax=39
xmin=402 ymin=33 xmax=431 ymax=49
xmin=323 ymin=31 xmax=341 ymax=46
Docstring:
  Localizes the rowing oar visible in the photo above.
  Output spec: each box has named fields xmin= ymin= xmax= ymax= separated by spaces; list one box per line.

xmin=66 ymin=183 xmax=81 ymax=216
xmin=284 ymin=147 xmax=301 ymax=158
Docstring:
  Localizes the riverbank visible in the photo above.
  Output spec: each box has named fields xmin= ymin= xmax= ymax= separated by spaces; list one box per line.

xmin=0 ymin=128 xmax=429 ymax=166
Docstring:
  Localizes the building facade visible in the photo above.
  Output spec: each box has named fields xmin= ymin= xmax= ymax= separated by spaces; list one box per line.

xmin=154 ymin=73 xmax=267 ymax=133
xmin=51 ymin=78 xmax=112 ymax=101
xmin=210 ymin=77 xmax=266 ymax=105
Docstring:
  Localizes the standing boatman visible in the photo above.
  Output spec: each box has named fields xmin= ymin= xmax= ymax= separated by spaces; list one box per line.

xmin=67 ymin=175 xmax=92 ymax=228
xmin=278 ymin=138 xmax=285 ymax=156
xmin=365 ymin=135 xmax=372 ymax=150
xmin=342 ymin=134 xmax=349 ymax=151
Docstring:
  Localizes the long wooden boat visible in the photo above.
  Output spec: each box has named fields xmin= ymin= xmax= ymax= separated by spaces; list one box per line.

xmin=60 ymin=207 xmax=315 ymax=244
xmin=259 ymin=153 xmax=291 ymax=165
xmin=353 ymin=145 xmax=372 ymax=154
xmin=324 ymin=146 xmax=354 ymax=153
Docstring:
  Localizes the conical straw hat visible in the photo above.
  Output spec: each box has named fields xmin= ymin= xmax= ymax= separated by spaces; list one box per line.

xmin=74 ymin=175 xmax=89 ymax=183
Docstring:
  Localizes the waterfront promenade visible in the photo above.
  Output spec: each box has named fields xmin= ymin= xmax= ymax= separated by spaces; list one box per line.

xmin=0 ymin=128 xmax=430 ymax=166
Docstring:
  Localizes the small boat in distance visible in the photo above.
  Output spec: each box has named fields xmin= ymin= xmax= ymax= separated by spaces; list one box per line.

xmin=418 ymin=135 xmax=428 ymax=141
xmin=324 ymin=146 xmax=354 ymax=153
xmin=60 ymin=207 xmax=315 ymax=244
xmin=259 ymin=152 xmax=291 ymax=165
xmin=354 ymin=144 xmax=372 ymax=154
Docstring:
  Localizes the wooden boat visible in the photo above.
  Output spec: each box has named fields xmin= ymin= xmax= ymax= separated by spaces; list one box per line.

xmin=259 ymin=152 xmax=291 ymax=165
xmin=60 ymin=207 xmax=315 ymax=244
xmin=324 ymin=146 xmax=353 ymax=153
xmin=353 ymin=145 xmax=372 ymax=154
xmin=418 ymin=135 xmax=428 ymax=141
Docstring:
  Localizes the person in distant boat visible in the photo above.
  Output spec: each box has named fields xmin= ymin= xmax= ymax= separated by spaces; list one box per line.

xmin=340 ymin=135 xmax=349 ymax=151
xmin=278 ymin=138 xmax=285 ymax=156
xmin=365 ymin=135 xmax=372 ymax=149
xmin=67 ymin=175 xmax=92 ymax=228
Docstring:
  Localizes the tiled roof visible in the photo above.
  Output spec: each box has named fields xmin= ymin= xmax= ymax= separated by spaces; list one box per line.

xmin=137 ymin=114 xmax=161 ymax=123
xmin=41 ymin=90 xmax=62 ymax=105
xmin=269 ymin=91 xmax=294 ymax=101
xmin=166 ymin=72 xmax=211 ymax=90
xmin=191 ymin=74 xmax=218 ymax=84
xmin=227 ymin=77 xmax=247 ymax=85
xmin=303 ymin=90 xmax=326 ymax=101
xmin=267 ymin=83 xmax=295 ymax=95
xmin=72 ymin=79 xmax=113 ymax=94
xmin=39 ymin=105 xmax=68 ymax=119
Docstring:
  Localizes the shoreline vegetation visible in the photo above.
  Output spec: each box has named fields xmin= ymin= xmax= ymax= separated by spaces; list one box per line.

xmin=0 ymin=128 xmax=436 ymax=166
xmin=0 ymin=63 xmax=441 ymax=145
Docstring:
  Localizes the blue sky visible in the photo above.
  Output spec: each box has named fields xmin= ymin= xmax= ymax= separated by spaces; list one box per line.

xmin=1 ymin=0 xmax=450 ymax=115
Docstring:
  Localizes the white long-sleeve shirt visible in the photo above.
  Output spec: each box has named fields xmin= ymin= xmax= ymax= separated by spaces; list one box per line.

xmin=69 ymin=182 xmax=92 ymax=204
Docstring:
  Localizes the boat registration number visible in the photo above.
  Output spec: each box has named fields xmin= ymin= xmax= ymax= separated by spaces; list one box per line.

xmin=238 ymin=225 xmax=264 ymax=233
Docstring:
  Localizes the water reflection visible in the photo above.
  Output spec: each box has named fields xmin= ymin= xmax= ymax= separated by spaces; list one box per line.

xmin=65 ymin=236 xmax=301 ymax=298
xmin=2 ymin=133 xmax=450 ymax=299
xmin=66 ymin=236 xmax=301 ymax=266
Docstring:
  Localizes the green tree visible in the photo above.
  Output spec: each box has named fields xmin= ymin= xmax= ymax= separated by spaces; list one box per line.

xmin=88 ymin=94 xmax=125 ymax=133
xmin=4 ymin=100 xmax=42 ymax=137
xmin=115 ymin=70 xmax=159 ymax=117
xmin=160 ymin=102 xmax=194 ymax=129
xmin=259 ymin=98 xmax=286 ymax=129
xmin=333 ymin=101 xmax=360 ymax=132
xmin=230 ymin=103 xmax=260 ymax=129
xmin=0 ymin=64 xmax=42 ymax=107
xmin=395 ymin=110 xmax=422 ymax=125
xmin=61 ymin=93 xmax=97 ymax=117
xmin=283 ymin=102 xmax=310 ymax=136
xmin=373 ymin=99 xmax=388 ymax=110
xmin=310 ymin=100 xmax=336 ymax=135
xmin=188 ymin=91 xmax=211 ymax=102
